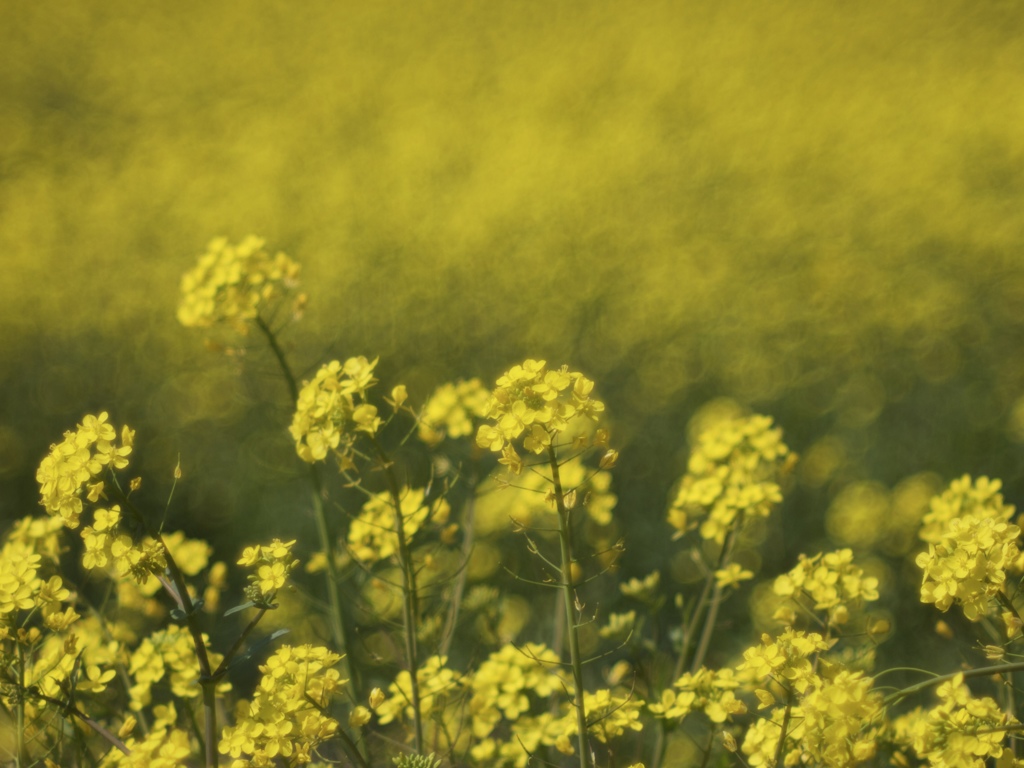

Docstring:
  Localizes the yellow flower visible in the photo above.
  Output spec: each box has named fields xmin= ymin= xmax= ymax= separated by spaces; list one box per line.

xmin=348 ymin=487 xmax=449 ymax=564
xmin=476 ymin=360 xmax=604 ymax=455
xmin=178 ymin=235 xmax=302 ymax=332
xmin=667 ymin=414 xmax=791 ymax=544
xmin=290 ymin=357 xmax=381 ymax=466
xmin=418 ymin=378 xmax=492 ymax=445
xmin=715 ymin=563 xmax=755 ymax=588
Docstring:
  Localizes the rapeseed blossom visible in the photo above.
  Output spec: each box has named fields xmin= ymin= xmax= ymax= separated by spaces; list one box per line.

xmin=667 ymin=414 xmax=791 ymax=544
xmin=919 ymin=475 xmax=1015 ymax=545
xmin=648 ymin=666 xmax=746 ymax=724
xmin=218 ymin=645 xmax=344 ymax=767
xmin=238 ymin=538 xmax=299 ymax=605
xmin=476 ymin=359 xmax=604 ymax=455
xmin=891 ymin=674 xmax=1015 ymax=768
xmin=36 ymin=412 xmax=133 ymax=528
xmin=177 ymin=235 xmax=304 ymax=332
xmin=128 ymin=625 xmax=228 ymax=711
xmin=376 ymin=655 xmax=462 ymax=728
xmin=290 ymin=357 xmax=381 ymax=467
xmin=348 ymin=487 xmax=449 ymax=564
xmin=418 ymin=378 xmax=492 ymax=445
xmin=773 ymin=548 xmax=879 ymax=626
xmin=916 ymin=476 xmax=1020 ymax=622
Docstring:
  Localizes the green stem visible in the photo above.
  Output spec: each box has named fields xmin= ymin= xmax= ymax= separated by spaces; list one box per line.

xmin=773 ymin=694 xmax=794 ymax=768
xmin=548 ymin=443 xmax=590 ymax=768
xmin=690 ymin=520 xmax=742 ymax=674
xmin=212 ymin=607 xmax=268 ymax=679
xmin=254 ymin=315 xmax=355 ymax=689
xmin=370 ymin=434 xmax=424 ymax=754
xmin=440 ymin=483 xmax=476 ymax=657
xmin=16 ymin=643 xmax=26 ymax=768
xmin=884 ymin=660 xmax=1024 ymax=706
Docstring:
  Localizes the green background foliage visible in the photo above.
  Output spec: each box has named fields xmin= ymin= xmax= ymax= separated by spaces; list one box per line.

xmin=2 ymin=0 xmax=1023 ymax=672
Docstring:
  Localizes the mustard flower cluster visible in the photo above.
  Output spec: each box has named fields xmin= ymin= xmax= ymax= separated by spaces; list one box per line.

xmin=348 ymin=487 xmax=450 ymax=564
xmin=742 ymin=668 xmax=883 ymax=768
xmin=469 ymin=643 xmax=565 ymax=742
xmin=919 ymin=475 xmax=1015 ymax=545
xmin=81 ymin=505 xmax=168 ymax=586
xmin=667 ymin=414 xmax=791 ymax=544
xmin=740 ymin=629 xmax=832 ymax=695
xmin=290 ymin=357 xmax=382 ymax=467
xmin=0 ymin=541 xmax=42 ymax=619
xmin=556 ymin=688 xmax=644 ymax=751
xmin=103 ymin=720 xmax=193 ymax=768
xmin=238 ymin=539 xmax=299 ymax=605
xmin=892 ymin=674 xmax=1016 ymax=768
xmin=915 ymin=476 xmax=1020 ymax=622
xmin=648 ymin=666 xmax=746 ymax=724
xmin=128 ymin=625 xmax=227 ymax=710
xmin=418 ymin=378 xmax=492 ymax=445
xmin=177 ymin=235 xmax=304 ymax=332
xmin=376 ymin=655 xmax=462 ymax=732
xmin=475 ymin=359 xmax=605 ymax=457
xmin=773 ymin=548 xmax=879 ymax=626
xmin=219 ymin=645 xmax=345 ymax=766
xmin=0 ymin=523 xmax=81 ymax=673
xmin=36 ymin=412 xmax=133 ymax=528
xmin=464 ymin=643 xmax=644 ymax=765
xmin=36 ymin=414 xmax=172 ymax=588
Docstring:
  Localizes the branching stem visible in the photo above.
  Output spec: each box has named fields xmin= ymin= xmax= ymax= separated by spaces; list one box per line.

xmin=370 ymin=434 xmax=424 ymax=754
xmin=548 ymin=443 xmax=590 ymax=768
xmin=254 ymin=315 xmax=354 ymax=690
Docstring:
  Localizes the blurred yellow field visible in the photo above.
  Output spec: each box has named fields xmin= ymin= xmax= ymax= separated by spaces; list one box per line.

xmin=2 ymin=2 xmax=1024 ymax=766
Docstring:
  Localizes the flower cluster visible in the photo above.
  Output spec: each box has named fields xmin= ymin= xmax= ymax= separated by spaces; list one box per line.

xmin=418 ymin=378 xmax=492 ymax=445
xmin=219 ymin=645 xmax=344 ymax=766
xmin=36 ymin=412 xmax=133 ymax=528
xmin=348 ymin=487 xmax=450 ymax=564
xmin=177 ymin=235 xmax=304 ymax=332
xmin=556 ymin=688 xmax=644 ymax=750
xmin=919 ymin=475 xmax=1015 ymax=545
xmin=376 ymin=655 xmax=463 ymax=733
xmin=667 ymin=414 xmax=791 ymax=544
xmin=917 ymin=512 xmax=1020 ymax=622
xmin=742 ymin=667 xmax=883 ymax=768
xmin=289 ymin=357 xmax=382 ymax=467
xmin=892 ymin=674 xmax=1015 ymax=768
xmin=915 ymin=476 xmax=1021 ymax=622
xmin=648 ymin=666 xmax=746 ymax=724
xmin=476 ymin=360 xmax=604 ymax=456
xmin=773 ymin=548 xmax=879 ymax=626
xmin=238 ymin=539 xmax=299 ymax=605
xmin=128 ymin=626 xmax=227 ymax=711
xmin=104 ymin=723 xmax=194 ymax=768
xmin=740 ymin=629 xmax=832 ymax=694
xmin=81 ymin=505 xmax=168 ymax=586
xmin=469 ymin=643 xmax=565 ymax=740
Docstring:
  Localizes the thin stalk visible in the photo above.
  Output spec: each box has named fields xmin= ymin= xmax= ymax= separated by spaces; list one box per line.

xmin=654 ymin=513 xmax=744 ymax=768
xmin=884 ymin=660 xmax=1024 ymax=705
xmin=773 ymin=694 xmax=794 ymax=768
xmin=690 ymin=516 xmax=743 ymax=674
xmin=440 ymin=484 xmax=476 ymax=657
xmin=17 ymin=643 xmax=26 ymax=768
xmin=370 ymin=434 xmax=424 ymax=754
xmin=254 ymin=316 xmax=354 ymax=687
xmin=548 ymin=443 xmax=590 ymax=768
